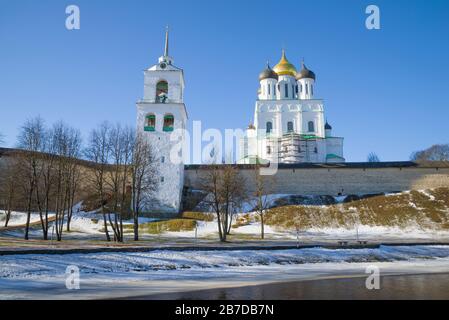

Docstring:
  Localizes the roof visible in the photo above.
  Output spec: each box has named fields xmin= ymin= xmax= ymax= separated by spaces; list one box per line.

xmin=326 ymin=153 xmax=344 ymax=159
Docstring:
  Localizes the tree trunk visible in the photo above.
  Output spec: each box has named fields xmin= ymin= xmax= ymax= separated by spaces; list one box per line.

xmin=133 ymin=214 xmax=139 ymax=241
xmin=24 ymin=188 xmax=33 ymax=240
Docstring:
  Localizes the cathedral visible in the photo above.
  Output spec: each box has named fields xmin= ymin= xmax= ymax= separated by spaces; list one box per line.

xmin=136 ymin=30 xmax=345 ymax=214
xmin=238 ymin=51 xmax=345 ymax=164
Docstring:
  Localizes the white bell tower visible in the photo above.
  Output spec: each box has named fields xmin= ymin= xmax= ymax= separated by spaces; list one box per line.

xmin=136 ymin=27 xmax=188 ymax=216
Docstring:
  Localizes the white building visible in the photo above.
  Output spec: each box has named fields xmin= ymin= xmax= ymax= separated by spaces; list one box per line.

xmin=239 ymin=51 xmax=345 ymax=164
xmin=136 ymin=29 xmax=187 ymax=214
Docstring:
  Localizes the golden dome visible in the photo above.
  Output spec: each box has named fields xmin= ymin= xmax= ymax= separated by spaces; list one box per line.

xmin=273 ymin=50 xmax=297 ymax=76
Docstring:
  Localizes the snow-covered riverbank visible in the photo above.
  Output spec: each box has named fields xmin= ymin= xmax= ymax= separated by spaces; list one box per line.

xmin=1 ymin=245 xmax=449 ymax=299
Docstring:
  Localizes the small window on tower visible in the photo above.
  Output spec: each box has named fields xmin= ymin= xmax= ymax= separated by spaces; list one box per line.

xmin=284 ymin=83 xmax=289 ymax=98
xmin=163 ymin=114 xmax=174 ymax=132
xmin=161 ymin=156 xmax=165 ymax=163
xmin=268 ymin=84 xmax=270 ymax=95
xmin=305 ymin=83 xmax=309 ymax=95
xmin=295 ymin=85 xmax=298 ymax=94
xmin=287 ymin=121 xmax=294 ymax=133
xmin=144 ymin=114 xmax=156 ymax=132
xmin=311 ymin=84 xmax=314 ymax=96
xmin=266 ymin=146 xmax=271 ymax=154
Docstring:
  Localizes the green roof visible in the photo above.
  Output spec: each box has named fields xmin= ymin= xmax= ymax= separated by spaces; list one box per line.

xmin=326 ymin=153 xmax=344 ymax=159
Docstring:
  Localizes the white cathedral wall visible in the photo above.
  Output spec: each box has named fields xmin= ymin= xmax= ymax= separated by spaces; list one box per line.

xmin=326 ymin=137 xmax=345 ymax=158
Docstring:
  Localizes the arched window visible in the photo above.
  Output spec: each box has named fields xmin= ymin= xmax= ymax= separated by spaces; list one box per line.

xmin=266 ymin=121 xmax=273 ymax=134
xmin=308 ymin=121 xmax=315 ymax=132
xmin=267 ymin=84 xmax=271 ymax=95
xmin=287 ymin=121 xmax=294 ymax=133
xmin=311 ymin=84 xmax=314 ymax=96
xmin=156 ymin=80 xmax=168 ymax=103
xmin=305 ymin=83 xmax=309 ymax=95
xmin=295 ymin=85 xmax=298 ymax=94
xmin=284 ymin=83 xmax=289 ymax=98
xmin=163 ymin=114 xmax=174 ymax=132
xmin=144 ymin=114 xmax=155 ymax=132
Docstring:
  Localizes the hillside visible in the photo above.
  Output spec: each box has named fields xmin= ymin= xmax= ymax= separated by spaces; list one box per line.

xmin=265 ymin=188 xmax=449 ymax=231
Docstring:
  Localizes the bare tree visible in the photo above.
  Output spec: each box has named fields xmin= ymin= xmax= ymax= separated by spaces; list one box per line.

xmin=222 ymin=165 xmax=247 ymax=236
xmin=201 ymin=164 xmax=247 ymax=242
xmin=253 ymin=164 xmax=274 ymax=240
xmin=411 ymin=144 xmax=449 ymax=161
xmin=51 ymin=122 xmax=82 ymax=241
xmin=106 ymin=124 xmax=135 ymax=242
xmin=0 ymin=161 xmax=20 ymax=227
xmin=17 ymin=117 xmax=46 ymax=240
xmin=85 ymin=122 xmax=112 ymax=242
xmin=131 ymin=133 xmax=157 ymax=241
xmin=367 ymin=152 xmax=380 ymax=162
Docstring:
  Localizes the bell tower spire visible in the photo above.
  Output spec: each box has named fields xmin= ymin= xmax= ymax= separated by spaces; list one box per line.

xmin=164 ymin=25 xmax=169 ymax=57
xmin=159 ymin=26 xmax=173 ymax=65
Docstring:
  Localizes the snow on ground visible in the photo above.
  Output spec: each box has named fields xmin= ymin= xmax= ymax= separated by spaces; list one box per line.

xmin=1 ymin=245 xmax=449 ymax=299
xmin=3 ymin=209 xmax=449 ymax=242
xmin=0 ymin=211 xmax=55 ymax=227
xmin=2 ymin=189 xmax=449 ymax=242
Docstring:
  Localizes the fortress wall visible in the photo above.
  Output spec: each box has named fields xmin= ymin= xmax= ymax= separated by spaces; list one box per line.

xmin=184 ymin=165 xmax=449 ymax=196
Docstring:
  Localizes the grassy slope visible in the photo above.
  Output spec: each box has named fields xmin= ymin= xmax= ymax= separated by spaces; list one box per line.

xmin=265 ymin=188 xmax=449 ymax=230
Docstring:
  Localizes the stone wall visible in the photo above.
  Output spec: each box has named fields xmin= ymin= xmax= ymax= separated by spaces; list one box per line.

xmin=184 ymin=162 xmax=449 ymax=196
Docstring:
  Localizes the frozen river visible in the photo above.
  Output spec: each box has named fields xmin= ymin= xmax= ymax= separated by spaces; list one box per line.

xmin=1 ymin=245 xmax=449 ymax=299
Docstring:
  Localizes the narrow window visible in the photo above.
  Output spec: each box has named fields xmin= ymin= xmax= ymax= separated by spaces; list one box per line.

xmin=161 ymin=156 xmax=165 ymax=163
xmin=287 ymin=121 xmax=294 ymax=133
xmin=284 ymin=83 xmax=289 ymax=98
xmin=163 ymin=114 xmax=174 ymax=132
xmin=268 ymin=84 xmax=271 ymax=95
xmin=161 ymin=177 xmax=165 ymax=183
xmin=266 ymin=121 xmax=273 ymax=134
xmin=305 ymin=83 xmax=309 ymax=95
xmin=266 ymin=146 xmax=271 ymax=154
xmin=144 ymin=114 xmax=156 ymax=132
xmin=311 ymin=84 xmax=314 ymax=96
xmin=308 ymin=121 xmax=315 ymax=132
xmin=295 ymin=85 xmax=298 ymax=94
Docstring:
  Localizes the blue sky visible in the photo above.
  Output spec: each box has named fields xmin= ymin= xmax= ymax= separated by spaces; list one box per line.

xmin=0 ymin=0 xmax=448 ymax=162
